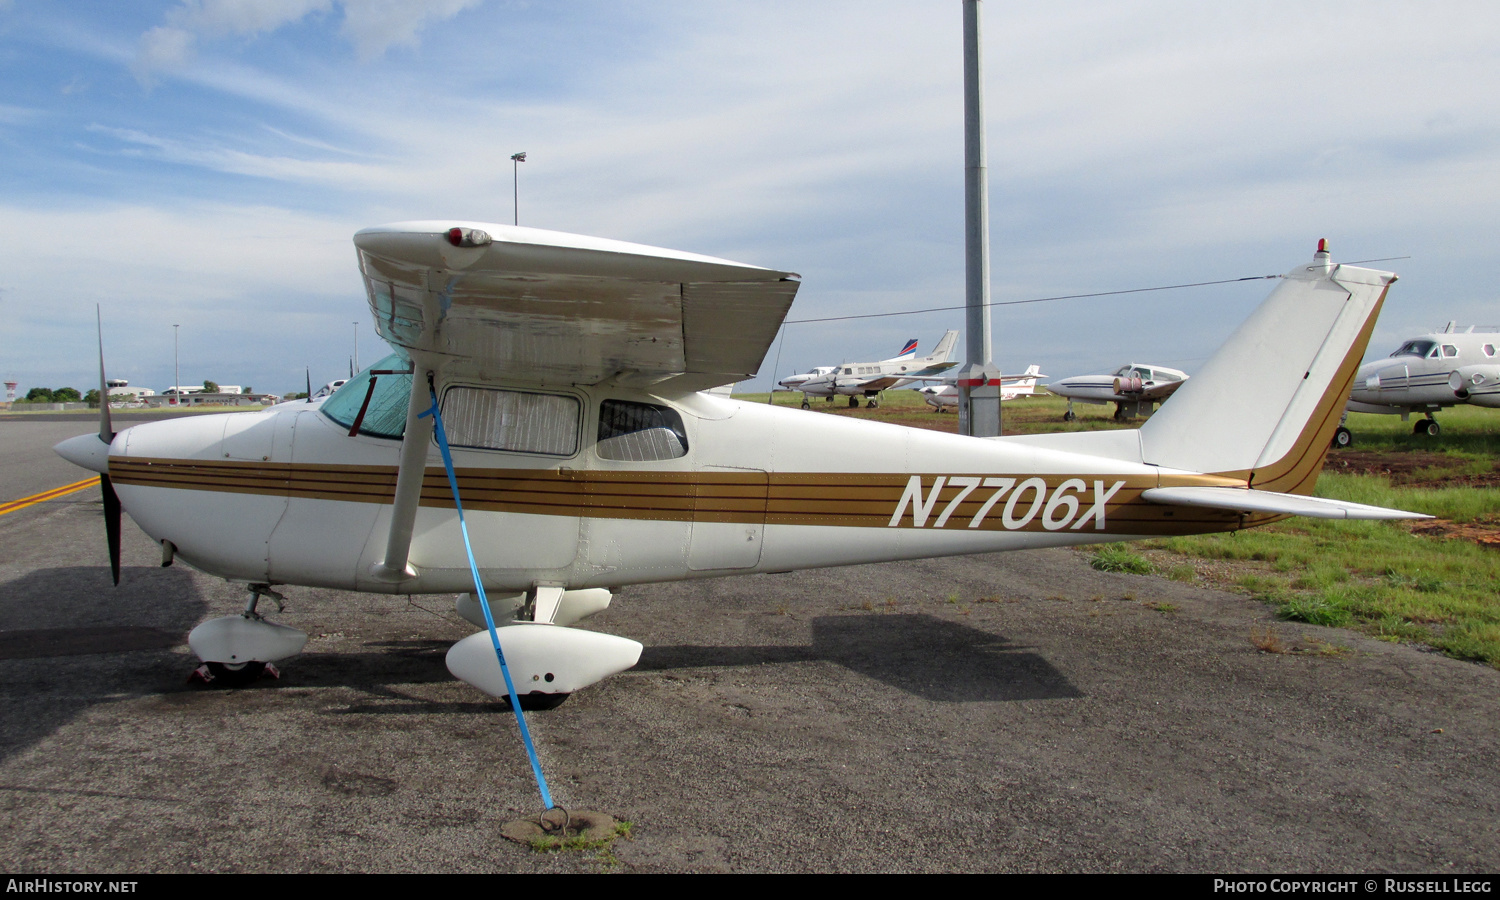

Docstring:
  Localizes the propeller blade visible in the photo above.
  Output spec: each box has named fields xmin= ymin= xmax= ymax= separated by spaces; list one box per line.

xmin=91 ymin=307 xmax=121 ymax=585
xmin=306 ymin=367 xmax=312 ymax=402
xmin=101 ymin=473 xmax=121 ymax=586
xmin=96 ymin=306 xmax=114 ymax=444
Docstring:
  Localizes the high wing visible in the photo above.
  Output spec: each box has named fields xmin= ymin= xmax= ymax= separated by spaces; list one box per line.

xmin=355 ymin=221 xmax=800 ymax=393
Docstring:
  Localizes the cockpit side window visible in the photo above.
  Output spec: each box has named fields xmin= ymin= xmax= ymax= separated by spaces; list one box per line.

xmin=597 ymin=400 xmax=688 ymax=461
xmin=1392 ymin=340 xmax=1437 ymax=359
xmin=320 ymin=352 xmax=412 ymax=439
xmin=1442 ymin=345 xmax=1459 ymax=358
xmin=441 ymin=387 xmax=580 ymax=456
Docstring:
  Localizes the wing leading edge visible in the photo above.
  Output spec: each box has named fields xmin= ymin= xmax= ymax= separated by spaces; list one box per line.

xmin=355 ymin=221 xmax=800 ymax=393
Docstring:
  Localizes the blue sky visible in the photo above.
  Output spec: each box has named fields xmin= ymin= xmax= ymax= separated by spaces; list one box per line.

xmin=4 ymin=1 xmax=1500 ymax=396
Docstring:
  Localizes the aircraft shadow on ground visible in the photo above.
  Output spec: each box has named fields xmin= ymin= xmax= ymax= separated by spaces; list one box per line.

xmin=0 ymin=565 xmax=207 ymax=763
xmin=639 ymin=613 xmax=1083 ymax=703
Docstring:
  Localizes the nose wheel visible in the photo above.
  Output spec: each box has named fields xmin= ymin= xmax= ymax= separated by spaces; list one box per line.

xmin=188 ymin=584 xmax=307 ymax=687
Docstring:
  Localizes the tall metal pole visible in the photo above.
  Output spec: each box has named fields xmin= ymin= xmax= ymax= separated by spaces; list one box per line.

xmin=172 ymin=324 xmax=180 ymax=407
xmin=510 ymin=152 xmax=527 ymax=225
xmin=959 ymin=0 xmax=999 ymax=437
xmin=353 ymin=321 xmax=359 ymax=372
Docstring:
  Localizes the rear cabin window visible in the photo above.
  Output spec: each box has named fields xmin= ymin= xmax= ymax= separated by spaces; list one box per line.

xmin=320 ymin=353 xmax=413 ymax=439
xmin=596 ymin=400 xmax=688 ymax=461
xmin=441 ymin=387 xmax=580 ymax=456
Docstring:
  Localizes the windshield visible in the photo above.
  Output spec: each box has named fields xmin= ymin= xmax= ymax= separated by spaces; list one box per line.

xmin=320 ymin=352 xmax=413 ymax=439
xmin=1390 ymin=340 xmax=1437 ymax=359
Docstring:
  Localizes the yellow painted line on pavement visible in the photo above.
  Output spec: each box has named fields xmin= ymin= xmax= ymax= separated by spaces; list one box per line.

xmin=0 ymin=477 xmax=99 ymax=516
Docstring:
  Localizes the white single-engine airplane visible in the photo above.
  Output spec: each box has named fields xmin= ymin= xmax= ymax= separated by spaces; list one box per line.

xmin=779 ymin=331 xmax=960 ymax=408
xmin=1341 ymin=325 xmax=1500 ymax=443
xmin=56 ymin=225 xmax=1425 ymax=707
xmin=1048 ymin=363 xmax=1190 ymax=422
xmin=915 ymin=364 xmax=1044 ymax=412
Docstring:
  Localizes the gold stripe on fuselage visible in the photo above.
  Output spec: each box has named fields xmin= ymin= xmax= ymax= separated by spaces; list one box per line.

xmin=109 ymin=457 xmax=1248 ymax=536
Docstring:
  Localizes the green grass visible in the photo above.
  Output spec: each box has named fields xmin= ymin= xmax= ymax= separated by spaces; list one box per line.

xmin=1143 ymin=473 xmax=1500 ymax=667
xmin=1089 ymin=545 xmax=1156 ymax=575
xmin=1338 ymin=406 xmax=1500 ymax=456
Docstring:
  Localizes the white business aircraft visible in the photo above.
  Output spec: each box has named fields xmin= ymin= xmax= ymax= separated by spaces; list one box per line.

xmin=916 ymin=364 xmax=1044 ymax=412
xmin=780 ymin=331 xmax=960 ymax=409
xmin=55 ymin=226 xmax=1425 ymax=707
xmin=1048 ymin=363 xmax=1190 ymax=422
xmin=1342 ymin=325 xmax=1500 ymax=443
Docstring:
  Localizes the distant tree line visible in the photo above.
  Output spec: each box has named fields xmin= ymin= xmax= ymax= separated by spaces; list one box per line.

xmin=20 ymin=387 xmax=84 ymax=403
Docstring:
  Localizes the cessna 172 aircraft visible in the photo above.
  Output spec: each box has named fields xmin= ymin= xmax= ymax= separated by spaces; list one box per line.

xmin=55 ymin=225 xmax=1424 ymax=706
xmin=779 ymin=331 xmax=960 ymax=408
xmin=916 ymin=364 xmax=1044 ymax=411
xmin=1048 ymin=363 xmax=1189 ymax=422
xmin=1342 ymin=325 xmax=1500 ymax=443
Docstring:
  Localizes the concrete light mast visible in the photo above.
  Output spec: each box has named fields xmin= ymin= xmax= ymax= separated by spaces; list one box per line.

xmin=958 ymin=0 xmax=1002 ymax=437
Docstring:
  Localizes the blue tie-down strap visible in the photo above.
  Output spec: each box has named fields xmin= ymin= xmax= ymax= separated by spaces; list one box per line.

xmin=420 ymin=388 xmax=555 ymax=811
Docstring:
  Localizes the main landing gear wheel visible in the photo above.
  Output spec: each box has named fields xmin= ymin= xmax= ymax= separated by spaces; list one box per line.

xmin=867 ymin=397 xmax=880 ymax=409
xmin=204 ymin=661 xmax=268 ymax=687
xmin=1414 ymin=419 xmax=1439 ymax=436
xmin=1332 ymin=426 xmax=1353 ymax=449
xmin=503 ymin=692 xmax=570 ymax=711
xmin=848 ymin=396 xmax=859 ymax=408
xmin=800 ymin=398 xmax=810 ymax=410
xmin=1062 ymin=410 xmax=1076 ymax=422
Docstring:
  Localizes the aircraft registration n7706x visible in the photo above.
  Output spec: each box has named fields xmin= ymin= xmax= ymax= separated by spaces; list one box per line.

xmin=56 ymin=223 xmax=1427 ymax=705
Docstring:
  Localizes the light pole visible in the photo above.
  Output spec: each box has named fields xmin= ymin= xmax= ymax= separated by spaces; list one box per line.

xmin=172 ymin=324 xmax=179 ymax=407
xmin=510 ymin=152 xmax=527 ymax=225
xmin=353 ymin=321 xmax=359 ymax=373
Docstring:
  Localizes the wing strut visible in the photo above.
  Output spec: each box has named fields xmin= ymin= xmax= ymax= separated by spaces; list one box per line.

xmin=368 ymin=367 xmax=435 ymax=582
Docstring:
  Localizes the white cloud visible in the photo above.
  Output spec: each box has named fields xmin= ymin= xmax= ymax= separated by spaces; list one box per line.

xmin=340 ymin=0 xmax=485 ymax=60
xmin=25 ymin=2 xmax=1500 ymax=390
xmin=85 ymin=124 xmax=398 ymax=189
xmin=132 ymin=26 xmax=197 ymax=85
xmin=131 ymin=0 xmax=478 ymax=83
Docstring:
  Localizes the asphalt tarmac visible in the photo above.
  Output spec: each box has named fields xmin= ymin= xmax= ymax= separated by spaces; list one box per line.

xmin=1 ymin=417 xmax=1496 ymax=873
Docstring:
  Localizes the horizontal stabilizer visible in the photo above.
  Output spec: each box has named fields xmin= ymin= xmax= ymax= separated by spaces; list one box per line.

xmin=1142 ymin=486 xmax=1430 ymax=520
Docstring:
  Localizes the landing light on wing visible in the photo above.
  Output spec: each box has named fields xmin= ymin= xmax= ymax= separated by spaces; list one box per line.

xmin=446 ymin=226 xmax=492 ymax=248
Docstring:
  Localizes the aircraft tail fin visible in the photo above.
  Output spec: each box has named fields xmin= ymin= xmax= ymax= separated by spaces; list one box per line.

xmin=890 ymin=338 xmax=920 ymax=361
xmin=1138 ymin=242 xmax=1396 ymax=495
xmin=930 ymin=330 xmax=960 ymax=362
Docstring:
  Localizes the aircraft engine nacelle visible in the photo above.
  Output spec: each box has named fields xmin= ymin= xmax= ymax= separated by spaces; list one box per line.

xmin=1114 ymin=376 xmax=1145 ymax=395
xmin=1451 ymin=365 xmax=1500 ymax=406
xmin=188 ymin=615 xmax=308 ymax=665
xmin=446 ymin=624 xmax=643 ymax=699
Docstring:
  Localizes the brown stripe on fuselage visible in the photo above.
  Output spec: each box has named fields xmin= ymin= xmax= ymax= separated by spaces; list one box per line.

xmin=108 ymin=457 xmax=1255 ymax=535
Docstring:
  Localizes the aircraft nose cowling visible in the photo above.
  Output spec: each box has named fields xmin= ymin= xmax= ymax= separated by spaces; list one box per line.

xmin=54 ymin=433 xmax=111 ymax=474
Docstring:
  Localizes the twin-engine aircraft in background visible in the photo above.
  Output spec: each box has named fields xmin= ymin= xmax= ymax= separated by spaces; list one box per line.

xmin=779 ymin=330 xmax=960 ymax=408
xmin=1047 ymin=363 xmax=1189 ymax=422
xmin=915 ymin=364 xmax=1044 ymax=412
xmin=1342 ymin=325 xmax=1500 ymax=444
xmin=55 ymin=225 xmax=1426 ymax=707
